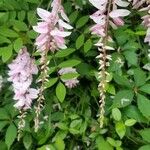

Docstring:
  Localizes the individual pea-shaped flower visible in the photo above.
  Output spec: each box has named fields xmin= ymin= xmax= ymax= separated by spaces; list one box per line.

xmin=58 ymin=67 xmax=79 ymax=88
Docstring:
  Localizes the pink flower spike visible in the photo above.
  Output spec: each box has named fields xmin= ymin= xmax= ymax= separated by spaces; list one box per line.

xmin=8 ymin=47 xmax=39 ymax=110
xmin=33 ymin=2 xmax=73 ymax=53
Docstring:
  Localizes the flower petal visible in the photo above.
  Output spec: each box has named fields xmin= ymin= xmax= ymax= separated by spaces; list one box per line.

xmin=114 ymin=0 xmax=129 ymax=7
xmin=37 ymin=8 xmax=51 ymax=20
xmin=60 ymin=10 xmax=70 ymax=22
xmin=51 ymin=29 xmax=71 ymax=37
xmin=33 ymin=25 xmax=48 ymax=33
xmin=58 ymin=19 xmax=73 ymax=29
xmin=89 ymin=0 xmax=107 ymax=9
xmin=109 ymin=9 xmax=130 ymax=18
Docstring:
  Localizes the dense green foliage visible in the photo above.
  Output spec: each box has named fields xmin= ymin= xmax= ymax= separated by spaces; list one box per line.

xmin=0 ymin=0 xmax=150 ymax=149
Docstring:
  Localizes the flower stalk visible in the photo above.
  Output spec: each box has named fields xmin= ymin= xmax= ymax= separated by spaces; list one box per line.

xmin=98 ymin=0 xmax=112 ymax=128
xmin=17 ymin=110 xmax=27 ymax=141
xmin=34 ymin=50 xmax=49 ymax=132
xmin=33 ymin=0 xmax=73 ymax=131
xmin=89 ymin=0 xmax=130 ymax=128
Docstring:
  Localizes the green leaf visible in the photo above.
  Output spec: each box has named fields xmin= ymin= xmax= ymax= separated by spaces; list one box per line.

xmin=63 ymin=2 xmax=72 ymax=14
xmin=0 ymin=44 xmax=13 ymax=62
xmin=75 ymin=0 xmax=83 ymax=7
xmin=112 ymin=108 xmax=122 ymax=121
xmin=0 ymin=141 xmax=7 ymax=150
xmin=107 ymin=137 xmax=122 ymax=147
xmin=140 ymin=128 xmax=150 ymax=143
xmin=69 ymin=128 xmax=80 ymax=134
xmin=0 ymin=108 xmax=10 ymax=120
xmin=23 ymin=133 xmax=32 ymax=150
xmin=25 ymin=0 xmax=39 ymax=3
xmin=115 ymin=121 xmax=126 ymax=139
xmin=4 ymin=0 xmax=20 ymax=10
xmin=122 ymin=41 xmax=139 ymax=51
xmin=56 ymin=82 xmax=66 ymax=103
xmin=55 ymin=48 xmax=75 ymax=58
xmin=0 ymin=36 xmax=11 ymax=44
xmin=106 ymin=84 xmax=116 ymax=95
xmin=113 ymin=28 xmax=129 ymax=45
xmin=54 ymin=137 xmax=65 ymax=150
xmin=0 ymin=12 xmax=6 ymax=18
xmin=12 ymin=20 xmax=28 ymax=31
xmin=60 ymin=73 xmax=79 ymax=80
xmin=0 ymin=28 xmax=19 ymax=37
xmin=84 ymin=39 xmax=92 ymax=53
xmin=13 ymin=38 xmax=23 ymax=52
xmin=113 ymin=74 xmax=132 ymax=88
xmin=135 ymin=31 xmax=146 ymax=36
xmin=9 ymin=11 xmax=16 ymax=19
xmin=124 ymin=105 xmax=147 ymax=123
xmin=139 ymin=145 xmax=150 ymax=150
xmin=5 ymin=123 xmax=17 ymax=149
xmin=18 ymin=1 xmax=29 ymax=10
xmin=37 ymin=145 xmax=55 ymax=150
xmin=139 ymin=84 xmax=150 ymax=94
xmin=47 ymin=67 xmax=56 ymax=75
xmin=0 ymin=12 xmax=9 ymax=23
xmin=77 ymin=63 xmax=92 ymax=76
xmin=69 ymin=11 xmax=79 ymax=23
xmin=125 ymin=119 xmax=136 ymax=126
xmin=134 ymin=68 xmax=146 ymax=87
xmin=113 ymin=90 xmax=134 ymax=108
xmin=96 ymin=136 xmax=113 ymax=150
xmin=76 ymin=16 xmax=89 ymax=28
xmin=27 ymin=11 xmax=37 ymax=25
xmin=58 ymin=59 xmax=81 ymax=68
xmin=76 ymin=34 xmax=85 ymax=49
xmin=17 ymin=10 xmax=26 ymax=21
xmin=0 ymin=121 xmax=9 ymax=131
xmin=70 ymin=119 xmax=82 ymax=129
xmin=137 ymin=94 xmax=150 ymax=118
xmin=124 ymin=51 xmax=138 ymax=66
xmin=27 ymin=30 xmax=38 ymax=39
xmin=44 ymin=78 xmax=58 ymax=89
xmin=57 ymin=123 xmax=68 ymax=130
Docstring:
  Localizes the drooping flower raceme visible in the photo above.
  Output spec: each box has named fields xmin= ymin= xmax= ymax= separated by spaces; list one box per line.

xmin=33 ymin=0 xmax=73 ymax=132
xmin=8 ymin=47 xmax=39 ymax=110
xmin=58 ymin=67 xmax=79 ymax=88
xmin=89 ymin=0 xmax=130 ymax=128
xmin=33 ymin=0 xmax=73 ymax=53
xmin=8 ymin=47 xmax=39 ymax=140
xmin=90 ymin=0 xmax=130 ymax=38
